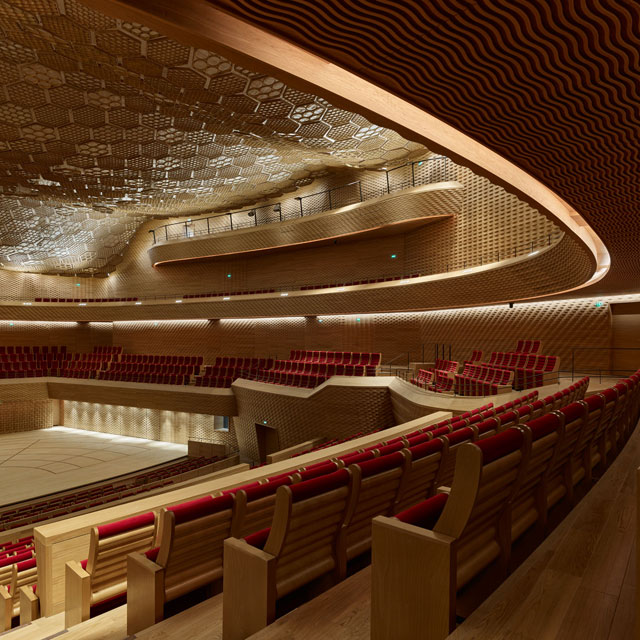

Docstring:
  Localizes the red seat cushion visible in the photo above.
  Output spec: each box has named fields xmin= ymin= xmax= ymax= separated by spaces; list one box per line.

xmin=245 ymin=527 xmax=270 ymax=550
xmin=475 ymin=428 xmax=524 ymax=464
xmin=289 ymin=468 xmax=350 ymax=503
xmin=409 ymin=438 xmax=444 ymax=460
xmin=395 ymin=493 xmax=449 ymax=529
xmin=167 ymin=494 xmax=233 ymax=524
xmin=356 ymin=451 xmax=404 ymax=477
xmin=528 ymin=413 xmax=561 ymax=440
xmin=96 ymin=511 xmax=155 ymax=539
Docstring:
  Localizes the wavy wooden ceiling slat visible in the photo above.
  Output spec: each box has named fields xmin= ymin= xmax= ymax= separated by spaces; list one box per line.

xmin=212 ymin=0 xmax=640 ymax=297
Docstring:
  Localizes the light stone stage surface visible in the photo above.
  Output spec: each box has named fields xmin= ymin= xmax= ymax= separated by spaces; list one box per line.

xmin=0 ymin=427 xmax=187 ymax=507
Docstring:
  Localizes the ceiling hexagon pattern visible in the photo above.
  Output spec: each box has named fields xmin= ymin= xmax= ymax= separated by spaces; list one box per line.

xmin=0 ymin=0 xmax=425 ymax=275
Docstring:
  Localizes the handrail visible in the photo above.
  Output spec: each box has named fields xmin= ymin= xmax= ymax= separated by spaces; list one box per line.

xmin=148 ymin=155 xmax=452 ymax=244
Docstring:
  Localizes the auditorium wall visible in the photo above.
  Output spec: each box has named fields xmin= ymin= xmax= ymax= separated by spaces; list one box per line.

xmin=232 ymin=380 xmax=395 ymax=460
xmin=0 ymin=381 xmax=57 ymax=432
xmin=0 ymin=159 xmax=560 ymax=302
xmin=0 ymin=321 xmax=111 ymax=350
xmin=111 ymin=298 xmax=612 ymax=371
xmin=63 ymin=401 xmax=239 ymax=449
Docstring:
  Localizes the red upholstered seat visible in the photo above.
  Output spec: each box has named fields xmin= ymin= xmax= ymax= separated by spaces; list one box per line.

xmin=395 ymin=492 xmax=449 ymax=528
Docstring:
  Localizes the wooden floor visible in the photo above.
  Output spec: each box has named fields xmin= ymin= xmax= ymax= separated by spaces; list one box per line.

xmin=0 ymin=427 xmax=186 ymax=506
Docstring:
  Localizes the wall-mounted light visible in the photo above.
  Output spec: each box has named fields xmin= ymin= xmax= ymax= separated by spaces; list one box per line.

xmin=223 ymin=296 xmax=230 ymax=301
xmin=135 ymin=302 xmax=142 ymax=305
xmin=391 ymin=254 xmax=397 ymax=259
xmin=280 ymin=292 xmax=289 ymax=297
xmin=175 ymin=300 xmax=182 ymax=304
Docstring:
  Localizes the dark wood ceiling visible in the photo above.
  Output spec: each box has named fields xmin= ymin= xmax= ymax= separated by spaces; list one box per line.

xmin=212 ymin=0 xmax=640 ymax=297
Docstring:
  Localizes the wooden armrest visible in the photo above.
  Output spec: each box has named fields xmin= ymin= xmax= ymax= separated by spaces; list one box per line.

xmin=0 ymin=585 xmax=11 ymax=632
xmin=436 ymin=485 xmax=451 ymax=495
xmin=19 ymin=585 xmax=39 ymax=626
xmin=371 ymin=516 xmax=456 ymax=640
xmin=223 ymin=538 xmax=276 ymax=640
xmin=126 ymin=552 xmax=164 ymax=636
xmin=65 ymin=560 xmax=91 ymax=629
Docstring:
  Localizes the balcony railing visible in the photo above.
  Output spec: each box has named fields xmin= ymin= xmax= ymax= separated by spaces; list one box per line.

xmin=148 ymin=155 xmax=453 ymax=244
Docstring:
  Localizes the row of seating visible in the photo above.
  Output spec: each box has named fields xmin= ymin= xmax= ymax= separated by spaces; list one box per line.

xmin=292 ymin=432 xmax=368 ymax=457
xmin=119 ymin=354 xmax=204 ymax=365
xmin=183 ymin=288 xmax=276 ymax=298
xmin=289 ymin=350 xmax=382 ymax=366
xmin=371 ymin=373 xmax=639 ymax=640
xmin=0 ymin=458 xmax=217 ymax=532
xmin=102 ymin=363 xmax=199 ymax=375
xmin=482 ymin=351 xmax=560 ymax=388
xmin=57 ymin=385 xmax=581 ymax=635
xmin=513 ymin=338 xmax=543 ymax=354
xmin=93 ymin=346 xmax=123 ymax=354
xmin=432 ymin=358 xmax=459 ymax=374
xmin=0 ymin=346 xmax=67 ymax=355
xmin=98 ymin=372 xmax=191 ymax=385
xmin=25 ymin=273 xmax=426 ymax=307
xmin=0 ymin=537 xmax=38 ymax=631
xmin=299 ymin=272 xmax=421 ymax=290
xmin=33 ymin=297 xmax=138 ymax=303
xmin=454 ymin=364 xmax=514 ymax=396
xmin=200 ymin=366 xmax=251 ymax=379
xmin=223 ymin=387 xmax=593 ymax=638
xmin=270 ymin=360 xmax=377 ymax=376
xmin=211 ymin=357 xmax=273 ymax=370
xmin=194 ymin=376 xmax=236 ymax=388
xmin=463 ymin=349 xmax=483 ymax=366
xmin=410 ymin=368 xmax=433 ymax=389
xmin=256 ymin=370 xmax=331 ymax=388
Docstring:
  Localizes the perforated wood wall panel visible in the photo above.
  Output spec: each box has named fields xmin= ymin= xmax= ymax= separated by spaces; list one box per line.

xmin=63 ymin=401 xmax=238 ymax=448
xmin=0 ymin=399 xmax=56 ymax=432
xmin=110 ymin=297 xmax=611 ymax=372
xmin=0 ymin=159 xmax=563 ymax=305
xmin=232 ymin=381 xmax=394 ymax=460
xmin=147 ymin=183 xmax=459 ymax=268
xmin=0 ymin=320 xmax=111 ymax=350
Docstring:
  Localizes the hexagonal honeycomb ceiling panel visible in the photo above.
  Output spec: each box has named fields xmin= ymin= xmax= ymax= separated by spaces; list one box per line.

xmin=0 ymin=0 xmax=425 ymax=275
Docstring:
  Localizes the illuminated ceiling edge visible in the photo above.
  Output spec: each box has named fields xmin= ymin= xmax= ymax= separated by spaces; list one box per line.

xmin=80 ymin=0 xmax=609 ymax=296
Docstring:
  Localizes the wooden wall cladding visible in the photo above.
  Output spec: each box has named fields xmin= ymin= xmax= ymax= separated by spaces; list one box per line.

xmin=0 ymin=296 xmax=611 ymax=370
xmin=232 ymin=380 xmax=395 ymax=460
xmin=0 ymin=322 xmax=111 ymax=350
xmin=147 ymin=183 xmax=459 ymax=266
xmin=0 ymin=400 xmax=57 ymax=433
xmin=111 ymin=296 xmax=612 ymax=371
xmin=63 ymin=401 xmax=238 ymax=449
xmin=0 ymin=233 xmax=593 ymax=323
xmin=0 ymin=161 xmax=562 ymax=306
xmin=47 ymin=380 xmax=237 ymax=416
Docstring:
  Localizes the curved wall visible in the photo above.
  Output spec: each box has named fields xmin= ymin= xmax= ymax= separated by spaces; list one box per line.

xmin=0 ymin=162 xmax=565 ymax=313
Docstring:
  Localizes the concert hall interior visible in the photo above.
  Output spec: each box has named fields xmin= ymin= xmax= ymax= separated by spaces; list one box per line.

xmin=0 ymin=1 xmax=637 ymax=639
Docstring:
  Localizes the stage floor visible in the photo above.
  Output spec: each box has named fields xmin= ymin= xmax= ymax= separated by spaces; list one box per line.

xmin=0 ymin=427 xmax=186 ymax=507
